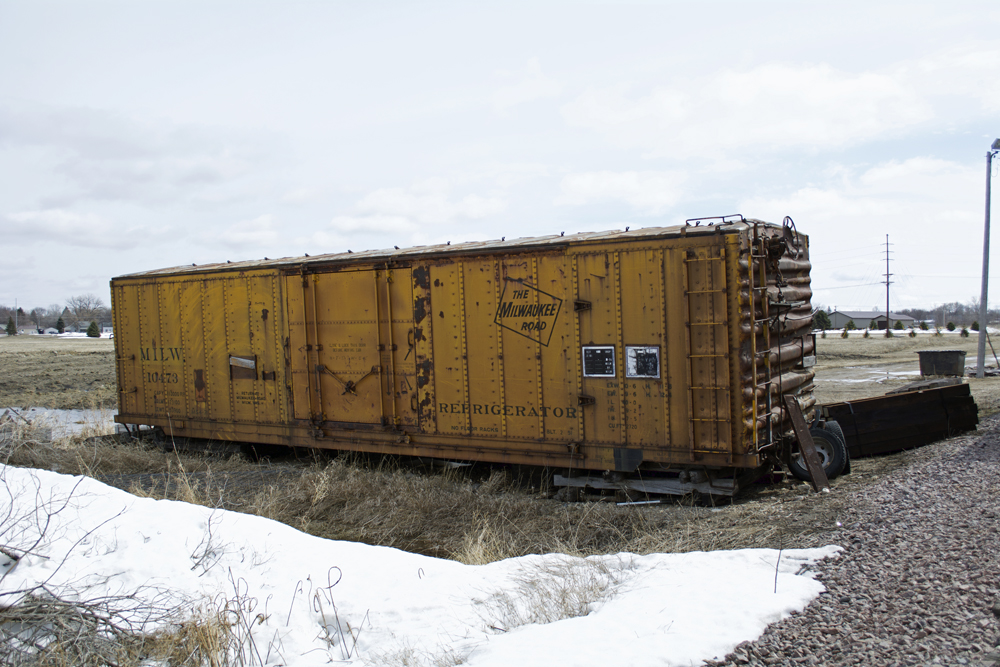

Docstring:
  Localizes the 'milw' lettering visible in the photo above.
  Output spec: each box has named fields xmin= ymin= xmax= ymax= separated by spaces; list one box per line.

xmin=140 ymin=347 xmax=184 ymax=362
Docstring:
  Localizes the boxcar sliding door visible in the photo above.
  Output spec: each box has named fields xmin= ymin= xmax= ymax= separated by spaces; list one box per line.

xmin=285 ymin=267 xmax=417 ymax=430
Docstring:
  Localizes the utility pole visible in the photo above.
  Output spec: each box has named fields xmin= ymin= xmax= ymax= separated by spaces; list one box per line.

xmin=977 ymin=139 xmax=1000 ymax=378
xmin=884 ymin=235 xmax=893 ymax=336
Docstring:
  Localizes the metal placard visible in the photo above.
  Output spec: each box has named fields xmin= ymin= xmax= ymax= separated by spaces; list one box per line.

xmin=582 ymin=346 xmax=616 ymax=377
xmin=626 ymin=346 xmax=660 ymax=378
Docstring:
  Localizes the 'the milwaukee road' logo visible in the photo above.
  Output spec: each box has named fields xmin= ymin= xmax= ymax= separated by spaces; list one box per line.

xmin=494 ymin=281 xmax=562 ymax=346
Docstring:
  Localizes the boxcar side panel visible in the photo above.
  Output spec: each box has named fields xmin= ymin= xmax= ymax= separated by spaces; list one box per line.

xmin=430 ymin=263 xmax=466 ymax=436
xmin=575 ymin=251 xmax=621 ymax=448
xmin=284 ymin=273 xmax=313 ymax=422
xmin=178 ymin=280 xmax=206 ymax=422
xmin=112 ymin=283 xmax=143 ymax=416
xmin=411 ymin=265 xmax=436 ymax=433
xmin=247 ymin=273 xmax=285 ymax=424
xmin=381 ymin=266 xmax=417 ymax=429
xmin=663 ymin=245 xmax=692 ymax=456
xmin=618 ymin=248 xmax=669 ymax=449
xmin=496 ymin=257 xmax=543 ymax=441
xmin=202 ymin=278 xmax=234 ymax=425
xmin=535 ymin=254 xmax=580 ymax=444
xmin=463 ymin=260 xmax=503 ymax=438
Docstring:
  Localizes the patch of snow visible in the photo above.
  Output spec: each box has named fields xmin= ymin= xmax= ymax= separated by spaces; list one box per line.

xmin=0 ymin=465 xmax=839 ymax=666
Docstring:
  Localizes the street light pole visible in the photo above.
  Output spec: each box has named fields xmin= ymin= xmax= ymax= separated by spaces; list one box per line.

xmin=977 ymin=139 xmax=1000 ymax=378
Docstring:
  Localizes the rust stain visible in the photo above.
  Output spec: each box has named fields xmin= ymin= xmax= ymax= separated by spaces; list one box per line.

xmin=413 ymin=295 xmax=428 ymax=324
xmin=413 ymin=265 xmax=430 ymax=289
xmin=416 ymin=358 xmax=433 ymax=388
xmin=194 ymin=369 xmax=207 ymax=402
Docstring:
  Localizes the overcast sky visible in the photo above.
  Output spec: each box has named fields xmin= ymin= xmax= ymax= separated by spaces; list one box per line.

xmin=2 ymin=1 xmax=998 ymax=313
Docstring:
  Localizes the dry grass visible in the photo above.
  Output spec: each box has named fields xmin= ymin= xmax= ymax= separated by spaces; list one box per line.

xmin=1 ymin=399 xmax=968 ymax=569
xmin=474 ymin=555 xmax=633 ymax=633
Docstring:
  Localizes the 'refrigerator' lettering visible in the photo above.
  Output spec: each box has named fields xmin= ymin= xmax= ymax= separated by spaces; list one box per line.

xmin=436 ymin=402 xmax=578 ymax=419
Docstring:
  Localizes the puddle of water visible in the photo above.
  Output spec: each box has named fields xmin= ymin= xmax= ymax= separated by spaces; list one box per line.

xmin=1 ymin=407 xmax=121 ymax=439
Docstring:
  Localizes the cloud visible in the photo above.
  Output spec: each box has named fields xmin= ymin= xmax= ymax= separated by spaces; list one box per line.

xmin=4 ymin=209 xmax=145 ymax=249
xmin=491 ymin=58 xmax=564 ymax=112
xmin=0 ymin=103 xmax=264 ymax=207
xmin=354 ymin=180 xmax=506 ymax=224
xmin=906 ymin=41 xmax=1000 ymax=112
xmin=562 ymin=62 xmax=932 ymax=158
xmin=556 ymin=170 xmax=686 ymax=214
xmin=740 ymin=157 xmax=983 ymax=307
xmin=201 ymin=214 xmax=283 ymax=250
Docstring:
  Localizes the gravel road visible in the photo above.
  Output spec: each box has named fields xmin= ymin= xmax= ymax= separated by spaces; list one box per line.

xmin=710 ymin=418 xmax=1000 ymax=667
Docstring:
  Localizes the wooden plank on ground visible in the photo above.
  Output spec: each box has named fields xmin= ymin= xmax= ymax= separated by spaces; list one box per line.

xmin=783 ymin=395 xmax=829 ymax=492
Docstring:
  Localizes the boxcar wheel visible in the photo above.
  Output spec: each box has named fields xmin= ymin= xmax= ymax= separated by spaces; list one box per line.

xmin=822 ymin=419 xmax=850 ymax=475
xmin=822 ymin=420 xmax=846 ymax=448
xmin=788 ymin=427 xmax=847 ymax=482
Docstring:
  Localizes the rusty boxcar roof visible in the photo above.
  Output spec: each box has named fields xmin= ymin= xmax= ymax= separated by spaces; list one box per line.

xmin=114 ymin=218 xmax=781 ymax=280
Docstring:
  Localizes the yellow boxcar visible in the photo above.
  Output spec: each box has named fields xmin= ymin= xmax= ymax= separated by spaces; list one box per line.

xmin=112 ymin=217 xmax=816 ymax=495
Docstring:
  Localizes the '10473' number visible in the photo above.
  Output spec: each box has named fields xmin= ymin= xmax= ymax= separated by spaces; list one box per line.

xmin=144 ymin=372 xmax=179 ymax=384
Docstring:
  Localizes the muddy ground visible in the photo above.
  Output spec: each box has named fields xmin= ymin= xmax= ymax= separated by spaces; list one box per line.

xmin=0 ymin=335 xmax=116 ymax=410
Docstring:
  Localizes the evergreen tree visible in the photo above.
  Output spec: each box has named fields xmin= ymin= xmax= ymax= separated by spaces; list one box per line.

xmin=813 ymin=310 xmax=832 ymax=330
xmin=86 ymin=321 xmax=100 ymax=338
xmin=893 ymin=320 xmax=904 ymax=330
xmin=947 ymin=322 xmax=956 ymax=332
xmin=846 ymin=319 xmax=856 ymax=331
xmin=56 ymin=317 xmax=65 ymax=334
xmin=972 ymin=321 xmax=980 ymax=331
xmin=5 ymin=317 xmax=15 ymax=336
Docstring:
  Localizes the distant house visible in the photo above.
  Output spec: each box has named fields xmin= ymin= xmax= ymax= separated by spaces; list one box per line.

xmin=43 ymin=327 xmax=59 ymax=335
xmin=828 ymin=310 xmax=916 ymax=330
xmin=102 ymin=325 xmax=114 ymax=335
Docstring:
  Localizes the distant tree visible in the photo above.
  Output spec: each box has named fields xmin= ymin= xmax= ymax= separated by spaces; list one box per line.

xmin=66 ymin=294 xmax=105 ymax=327
xmin=908 ymin=328 xmax=917 ymax=338
xmin=56 ymin=317 xmax=65 ymax=334
xmin=972 ymin=321 xmax=980 ymax=331
xmin=5 ymin=317 xmax=15 ymax=336
xmin=960 ymin=327 xmax=970 ymax=338
xmin=86 ymin=321 xmax=100 ymax=338
xmin=919 ymin=321 xmax=929 ymax=331
xmin=846 ymin=319 xmax=857 ymax=331
xmin=863 ymin=329 xmax=871 ymax=338
xmin=841 ymin=329 xmax=849 ymax=338
xmin=893 ymin=320 xmax=904 ymax=330
xmin=947 ymin=322 xmax=956 ymax=332
xmin=869 ymin=319 xmax=878 ymax=330
xmin=813 ymin=310 xmax=832 ymax=330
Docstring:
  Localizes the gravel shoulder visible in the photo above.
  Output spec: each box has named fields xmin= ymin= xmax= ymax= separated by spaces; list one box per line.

xmin=713 ymin=417 xmax=1000 ymax=667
